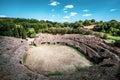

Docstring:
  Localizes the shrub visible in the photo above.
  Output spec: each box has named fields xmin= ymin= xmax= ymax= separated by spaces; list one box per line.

xmin=85 ymin=30 xmax=93 ymax=35
xmin=99 ymin=33 xmax=108 ymax=39
xmin=78 ymin=29 xmax=86 ymax=34
xmin=102 ymin=34 xmax=108 ymax=39
xmin=94 ymin=33 xmax=101 ymax=37
xmin=27 ymin=28 xmax=36 ymax=38
xmin=114 ymin=40 xmax=120 ymax=47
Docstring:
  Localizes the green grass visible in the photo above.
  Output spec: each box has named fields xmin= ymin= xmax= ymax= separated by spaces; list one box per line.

xmin=107 ymin=35 xmax=120 ymax=43
xmin=30 ymin=45 xmax=36 ymax=48
xmin=68 ymin=45 xmax=93 ymax=64
xmin=107 ymin=35 xmax=120 ymax=40
xmin=68 ymin=45 xmax=86 ymax=58
xmin=23 ymin=53 xmax=28 ymax=63
xmin=48 ymin=71 xmax=63 ymax=76
xmin=75 ymin=66 xmax=86 ymax=72
xmin=93 ymin=32 xmax=120 ymax=41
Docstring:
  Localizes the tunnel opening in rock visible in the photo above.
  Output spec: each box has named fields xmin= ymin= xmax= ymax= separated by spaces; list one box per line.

xmin=23 ymin=44 xmax=92 ymax=75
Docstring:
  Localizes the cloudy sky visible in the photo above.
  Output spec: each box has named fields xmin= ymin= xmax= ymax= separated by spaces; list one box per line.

xmin=0 ymin=0 xmax=120 ymax=22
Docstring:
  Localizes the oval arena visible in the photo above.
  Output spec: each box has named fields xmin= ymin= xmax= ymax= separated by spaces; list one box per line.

xmin=0 ymin=34 xmax=120 ymax=80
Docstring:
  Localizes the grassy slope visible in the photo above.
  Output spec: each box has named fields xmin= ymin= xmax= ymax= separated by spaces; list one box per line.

xmin=107 ymin=35 xmax=120 ymax=42
xmin=107 ymin=35 xmax=120 ymax=40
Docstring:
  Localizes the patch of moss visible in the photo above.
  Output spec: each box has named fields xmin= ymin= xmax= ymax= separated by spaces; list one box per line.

xmin=75 ymin=66 xmax=83 ymax=72
xmin=29 ymin=45 xmax=36 ymax=48
xmin=48 ymin=71 xmax=63 ymax=76
xmin=23 ymin=53 xmax=28 ymax=63
xmin=75 ymin=66 xmax=89 ymax=72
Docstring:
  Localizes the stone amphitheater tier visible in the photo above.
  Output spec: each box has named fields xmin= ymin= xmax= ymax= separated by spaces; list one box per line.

xmin=34 ymin=34 xmax=120 ymax=64
xmin=0 ymin=34 xmax=120 ymax=80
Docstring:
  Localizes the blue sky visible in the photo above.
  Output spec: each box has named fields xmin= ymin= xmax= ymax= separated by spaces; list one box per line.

xmin=0 ymin=0 xmax=120 ymax=22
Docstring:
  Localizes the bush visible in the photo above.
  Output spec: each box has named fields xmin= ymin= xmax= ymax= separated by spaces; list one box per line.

xmin=94 ymin=33 xmax=101 ymax=37
xmin=114 ymin=40 xmax=120 ymax=47
xmin=85 ymin=30 xmax=93 ymax=35
xmin=102 ymin=34 xmax=108 ymax=39
xmin=78 ymin=29 xmax=86 ymax=34
xmin=27 ymin=28 xmax=36 ymax=38
xmin=94 ymin=33 xmax=108 ymax=39
xmin=99 ymin=33 xmax=108 ymax=39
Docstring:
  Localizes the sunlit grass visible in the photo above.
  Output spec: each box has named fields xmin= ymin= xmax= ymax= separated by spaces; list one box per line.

xmin=107 ymin=35 xmax=120 ymax=40
xmin=29 ymin=45 xmax=36 ymax=48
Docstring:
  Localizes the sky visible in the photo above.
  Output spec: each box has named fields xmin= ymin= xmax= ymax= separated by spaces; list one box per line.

xmin=0 ymin=0 xmax=120 ymax=22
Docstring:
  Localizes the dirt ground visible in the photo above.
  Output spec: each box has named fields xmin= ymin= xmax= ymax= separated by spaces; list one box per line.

xmin=25 ymin=44 xmax=92 ymax=74
xmin=84 ymin=25 xmax=95 ymax=30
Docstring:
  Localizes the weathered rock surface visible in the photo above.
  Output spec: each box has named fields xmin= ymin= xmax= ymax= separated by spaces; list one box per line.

xmin=0 ymin=34 xmax=120 ymax=80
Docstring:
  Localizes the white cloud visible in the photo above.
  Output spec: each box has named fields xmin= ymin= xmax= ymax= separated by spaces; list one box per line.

xmin=110 ymin=9 xmax=117 ymax=12
xmin=82 ymin=14 xmax=92 ymax=17
xmin=64 ymin=5 xmax=74 ymax=10
xmin=49 ymin=1 xmax=60 ymax=6
xmin=70 ymin=12 xmax=77 ymax=16
xmin=0 ymin=15 xmax=7 ymax=17
xmin=63 ymin=16 xmax=70 ymax=19
xmin=83 ymin=9 xmax=89 ymax=12
xmin=63 ymin=12 xmax=77 ymax=19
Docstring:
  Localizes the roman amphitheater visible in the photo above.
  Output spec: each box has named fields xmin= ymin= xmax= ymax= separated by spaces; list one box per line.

xmin=0 ymin=33 xmax=120 ymax=80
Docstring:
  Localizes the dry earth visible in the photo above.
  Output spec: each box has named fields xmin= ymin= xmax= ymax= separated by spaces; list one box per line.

xmin=25 ymin=44 xmax=91 ymax=74
xmin=84 ymin=25 xmax=95 ymax=30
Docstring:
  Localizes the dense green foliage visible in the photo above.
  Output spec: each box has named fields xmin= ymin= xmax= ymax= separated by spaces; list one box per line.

xmin=0 ymin=18 xmax=96 ymax=38
xmin=27 ymin=28 xmax=36 ymax=38
xmin=0 ymin=18 xmax=120 ymax=39
xmin=93 ymin=20 xmax=120 ymax=36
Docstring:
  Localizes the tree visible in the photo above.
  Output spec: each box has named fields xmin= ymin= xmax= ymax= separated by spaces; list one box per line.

xmin=91 ymin=19 xmax=95 ymax=23
xmin=27 ymin=28 xmax=36 ymax=38
xmin=83 ymin=20 xmax=92 ymax=26
xmin=13 ymin=26 xmax=19 ymax=38
xmin=54 ymin=22 xmax=63 ymax=28
xmin=64 ymin=22 xmax=70 ymax=27
xmin=73 ymin=21 xmax=83 ymax=28
xmin=21 ymin=27 xmax=27 ymax=39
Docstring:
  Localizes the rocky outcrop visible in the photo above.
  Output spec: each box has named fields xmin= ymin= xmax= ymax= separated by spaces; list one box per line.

xmin=0 ymin=36 xmax=48 ymax=80
xmin=0 ymin=34 xmax=120 ymax=80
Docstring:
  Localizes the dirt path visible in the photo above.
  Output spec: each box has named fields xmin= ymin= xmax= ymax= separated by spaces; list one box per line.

xmin=84 ymin=25 xmax=95 ymax=29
